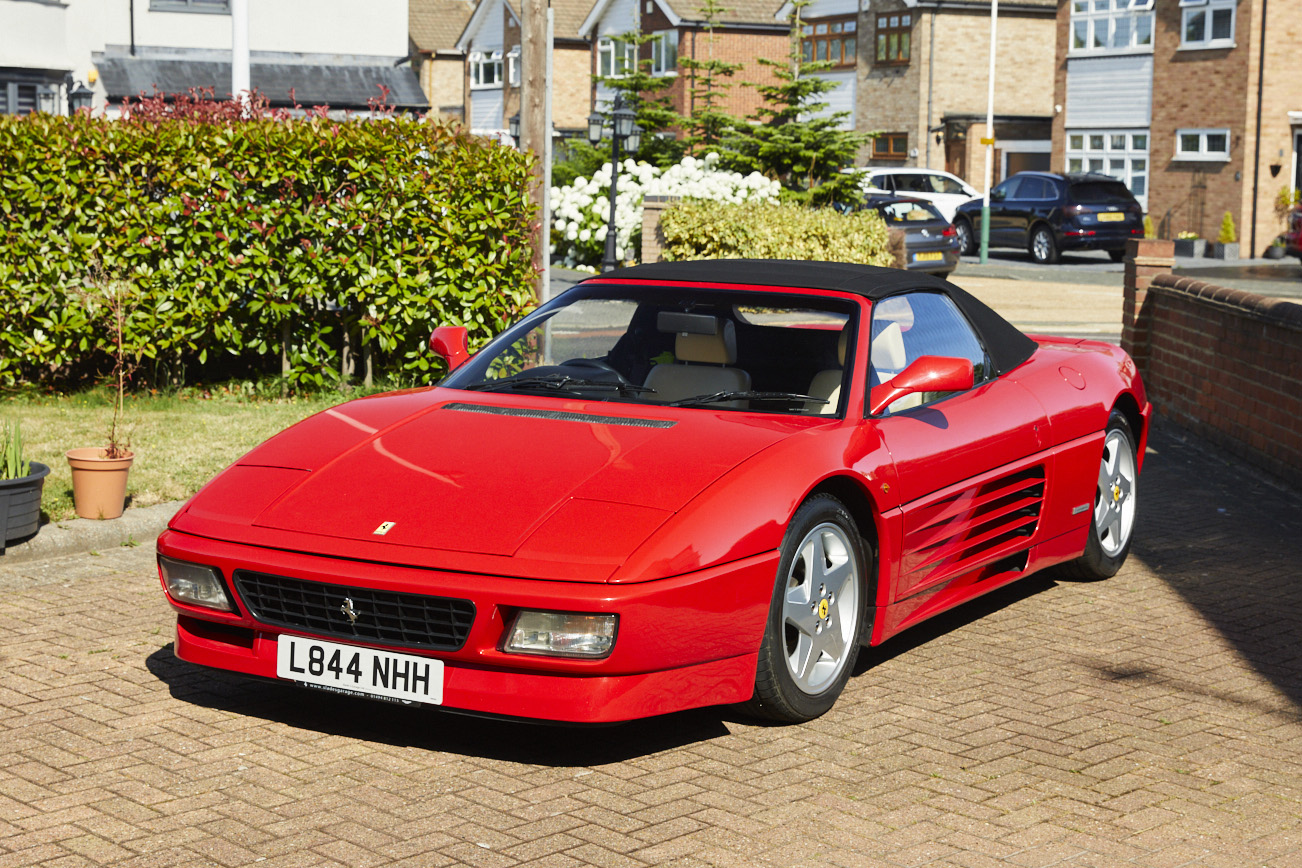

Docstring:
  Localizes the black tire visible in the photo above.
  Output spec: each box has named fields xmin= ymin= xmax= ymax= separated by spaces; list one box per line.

xmin=954 ymin=218 xmax=976 ymax=256
xmin=1029 ymin=225 xmax=1060 ymax=264
xmin=1108 ymin=249 xmax=1126 ymax=263
xmin=745 ymin=494 xmax=869 ymax=723
xmin=1057 ymin=411 xmax=1138 ymax=580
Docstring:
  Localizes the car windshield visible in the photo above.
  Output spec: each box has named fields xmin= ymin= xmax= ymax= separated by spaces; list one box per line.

xmin=874 ymin=200 xmax=946 ymax=223
xmin=442 ymin=285 xmax=859 ymax=416
xmin=1070 ymin=180 xmax=1135 ymax=204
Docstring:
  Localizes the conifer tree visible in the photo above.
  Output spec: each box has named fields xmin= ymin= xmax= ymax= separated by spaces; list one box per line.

xmin=678 ymin=0 xmax=744 ymax=154
xmin=722 ymin=0 xmax=867 ymax=206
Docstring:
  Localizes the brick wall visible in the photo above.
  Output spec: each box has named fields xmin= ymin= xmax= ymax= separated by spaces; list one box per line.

xmin=1123 ymin=239 xmax=1302 ymax=487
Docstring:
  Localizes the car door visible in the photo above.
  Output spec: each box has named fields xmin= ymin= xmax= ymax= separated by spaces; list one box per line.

xmin=867 ymin=292 xmax=1049 ymax=605
xmin=983 ymin=176 xmax=1022 ymax=246
xmin=998 ymin=175 xmax=1044 ymax=246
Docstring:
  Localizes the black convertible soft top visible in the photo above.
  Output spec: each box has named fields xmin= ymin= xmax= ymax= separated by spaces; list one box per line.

xmin=584 ymin=259 xmax=1039 ymax=376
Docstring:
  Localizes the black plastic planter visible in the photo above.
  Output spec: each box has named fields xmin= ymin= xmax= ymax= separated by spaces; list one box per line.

xmin=1 ymin=461 xmax=50 ymax=554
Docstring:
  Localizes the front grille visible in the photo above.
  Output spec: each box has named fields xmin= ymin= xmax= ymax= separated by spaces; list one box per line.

xmin=234 ymin=571 xmax=475 ymax=651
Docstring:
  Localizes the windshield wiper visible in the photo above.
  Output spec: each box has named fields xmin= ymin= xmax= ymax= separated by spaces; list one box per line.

xmin=466 ymin=374 xmax=654 ymax=396
xmin=668 ymin=391 xmax=827 ymax=407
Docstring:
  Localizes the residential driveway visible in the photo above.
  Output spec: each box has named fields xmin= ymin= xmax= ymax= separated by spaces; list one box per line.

xmin=1 ymin=424 xmax=1299 ymax=868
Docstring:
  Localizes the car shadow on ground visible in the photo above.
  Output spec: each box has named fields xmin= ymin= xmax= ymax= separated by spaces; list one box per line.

xmin=1126 ymin=424 xmax=1302 ymax=711
xmin=144 ymin=645 xmax=732 ymax=763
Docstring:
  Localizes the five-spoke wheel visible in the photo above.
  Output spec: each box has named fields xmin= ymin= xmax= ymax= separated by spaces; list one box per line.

xmin=1059 ymin=410 xmax=1139 ymax=580
xmin=748 ymin=495 xmax=868 ymax=722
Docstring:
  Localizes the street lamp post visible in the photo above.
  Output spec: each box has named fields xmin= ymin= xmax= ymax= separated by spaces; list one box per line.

xmin=586 ymin=96 xmax=641 ymax=272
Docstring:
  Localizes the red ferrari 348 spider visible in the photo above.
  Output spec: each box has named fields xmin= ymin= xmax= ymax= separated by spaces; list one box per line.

xmin=158 ymin=260 xmax=1148 ymax=724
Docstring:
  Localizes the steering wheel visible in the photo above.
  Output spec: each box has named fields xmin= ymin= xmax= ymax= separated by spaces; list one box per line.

xmin=561 ymin=357 xmax=634 ymax=387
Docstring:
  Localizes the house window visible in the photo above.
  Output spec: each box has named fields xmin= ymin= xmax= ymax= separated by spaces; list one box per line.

xmin=470 ymin=50 xmax=503 ymax=88
xmin=598 ymin=37 xmax=636 ymax=78
xmin=1 ymin=81 xmax=38 ymax=115
xmin=801 ymin=17 xmax=857 ymax=68
xmin=875 ymin=14 xmax=911 ymax=65
xmin=507 ymin=47 xmax=521 ymax=86
xmin=1069 ymin=0 xmax=1154 ymax=53
xmin=1180 ymin=0 xmax=1234 ymax=48
xmin=650 ymin=30 xmax=679 ymax=75
xmin=1174 ymin=128 xmax=1230 ymax=161
xmin=1066 ymin=129 xmax=1150 ymax=205
xmin=873 ymin=133 xmax=908 ymax=161
xmin=150 ymin=0 xmax=230 ymax=11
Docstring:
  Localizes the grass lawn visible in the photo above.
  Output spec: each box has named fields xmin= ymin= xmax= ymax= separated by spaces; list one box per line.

xmin=3 ymin=387 xmax=357 ymax=523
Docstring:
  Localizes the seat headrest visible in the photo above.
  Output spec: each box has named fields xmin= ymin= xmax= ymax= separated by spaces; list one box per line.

xmin=676 ymin=319 xmax=738 ymax=365
xmin=837 ymin=328 xmax=849 ymax=366
xmin=871 ymin=320 xmax=907 ymax=371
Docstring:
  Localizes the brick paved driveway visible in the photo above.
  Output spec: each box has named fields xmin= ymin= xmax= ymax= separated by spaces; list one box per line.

xmin=2 ymin=425 xmax=1299 ymax=868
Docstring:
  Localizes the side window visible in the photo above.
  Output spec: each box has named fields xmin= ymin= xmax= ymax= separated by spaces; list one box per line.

xmin=992 ymin=176 xmax=1021 ymax=201
xmin=869 ymin=293 xmax=990 ymax=413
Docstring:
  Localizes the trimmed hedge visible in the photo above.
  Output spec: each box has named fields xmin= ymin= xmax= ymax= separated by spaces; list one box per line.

xmin=0 ymin=104 xmax=536 ymax=388
xmin=658 ymin=200 xmax=894 ymax=266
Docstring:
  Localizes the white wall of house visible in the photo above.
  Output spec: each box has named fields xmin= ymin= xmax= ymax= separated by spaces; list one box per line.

xmin=0 ymin=1 xmax=73 ymax=70
xmin=461 ymin=0 xmax=509 ymax=133
xmin=809 ymin=70 xmax=855 ymax=130
xmin=1064 ymin=54 xmax=1152 ymax=129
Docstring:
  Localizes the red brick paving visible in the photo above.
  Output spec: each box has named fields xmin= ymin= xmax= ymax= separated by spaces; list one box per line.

xmin=1 ymin=425 xmax=1299 ymax=867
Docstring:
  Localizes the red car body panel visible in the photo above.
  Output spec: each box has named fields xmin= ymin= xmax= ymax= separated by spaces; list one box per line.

xmin=159 ymin=267 xmax=1150 ymax=723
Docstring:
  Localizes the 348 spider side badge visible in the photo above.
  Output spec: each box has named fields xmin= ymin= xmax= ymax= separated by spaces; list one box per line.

xmin=158 ymin=260 xmax=1149 ymax=724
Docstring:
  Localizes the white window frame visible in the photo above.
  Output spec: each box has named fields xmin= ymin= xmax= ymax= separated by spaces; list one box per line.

xmin=1069 ymin=0 xmax=1154 ymax=55
xmin=649 ymin=30 xmax=679 ymax=76
xmin=1065 ymin=129 xmax=1150 ymax=207
xmin=597 ymin=36 xmax=636 ymax=79
xmin=507 ymin=46 xmax=521 ymax=87
xmin=469 ymin=50 xmax=504 ymax=89
xmin=1179 ymin=0 xmax=1235 ymax=49
xmin=1175 ymin=128 xmax=1231 ymax=161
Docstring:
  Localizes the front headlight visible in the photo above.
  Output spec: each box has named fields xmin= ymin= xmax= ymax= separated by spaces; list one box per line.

xmin=504 ymin=611 xmax=617 ymax=659
xmin=159 ymin=556 xmax=235 ymax=612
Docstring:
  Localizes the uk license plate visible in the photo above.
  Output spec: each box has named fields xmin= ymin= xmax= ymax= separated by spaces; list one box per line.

xmin=1097 ymin=212 xmax=1125 ymax=222
xmin=913 ymin=251 xmax=945 ymax=262
xmin=276 ymin=636 xmax=444 ymax=705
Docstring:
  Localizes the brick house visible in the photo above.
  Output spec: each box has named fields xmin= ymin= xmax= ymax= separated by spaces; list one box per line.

xmin=846 ymin=0 xmax=1058 ymax=183
xmin=410 ymin=0 xmax=477 ymax=120
xmin=1051 ymin=0 xmax=1302 ymax=253
xmin=456 ymin=0 xmax=593 ymax=136
xmin=578 ymin=0 xmax=789 ymax=121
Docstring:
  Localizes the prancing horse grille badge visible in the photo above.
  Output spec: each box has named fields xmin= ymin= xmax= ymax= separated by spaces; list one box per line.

xmin=340 ymin=597 xmax=361 ymax=624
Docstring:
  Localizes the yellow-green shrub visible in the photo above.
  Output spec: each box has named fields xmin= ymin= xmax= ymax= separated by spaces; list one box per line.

xmin=658 ymin=200 xmax=894 ymax=266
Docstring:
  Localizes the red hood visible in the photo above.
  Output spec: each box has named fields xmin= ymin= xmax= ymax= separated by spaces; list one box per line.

xmin=171 ymin=388 xmax=812 ymax=581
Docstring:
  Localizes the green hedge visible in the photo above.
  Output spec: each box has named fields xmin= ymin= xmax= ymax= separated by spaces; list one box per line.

xmin=0 ymin=107 xmax=536 ymax=389
xmin=658 ymin=200 xmax=894 ymax=266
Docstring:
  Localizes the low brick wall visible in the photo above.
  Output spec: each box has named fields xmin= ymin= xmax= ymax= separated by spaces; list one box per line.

xmin=1123 ymin=242 xmax=1302 ymax=488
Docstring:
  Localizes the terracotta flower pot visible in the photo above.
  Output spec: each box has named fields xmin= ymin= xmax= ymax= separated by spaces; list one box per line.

xmin=66 ymin=448 xmax=135 ymax=520
xmin=1 ymin=461 xmax=50 ymax=552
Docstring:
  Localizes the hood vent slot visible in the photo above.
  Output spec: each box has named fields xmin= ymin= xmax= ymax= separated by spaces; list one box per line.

xmin=444 ymin=402 xmax=676 ymax=429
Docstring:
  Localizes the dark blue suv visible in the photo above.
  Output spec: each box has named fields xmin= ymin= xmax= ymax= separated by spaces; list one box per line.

xmin=953 ymin=172 xmax=1144 ymax=264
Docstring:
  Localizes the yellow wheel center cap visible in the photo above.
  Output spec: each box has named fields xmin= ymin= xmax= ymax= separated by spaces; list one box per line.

xmin=1112 ymin=484 xmax=1122 ymax=503
xmin=818 ymin=599 xmax=830 ymax=620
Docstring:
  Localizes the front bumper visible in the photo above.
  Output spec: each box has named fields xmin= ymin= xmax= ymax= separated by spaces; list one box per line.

xmin=158 ymin=529 xmax=776 ymax=723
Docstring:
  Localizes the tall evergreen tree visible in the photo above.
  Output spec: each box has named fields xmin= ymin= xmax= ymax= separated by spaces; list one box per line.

xmin=722 ymin=0 xmax=867 ymax=206
xmin=595 ymin=30 xmax=686 ymax=169
xmin=678 ymin=0 xmax=744 ymax=154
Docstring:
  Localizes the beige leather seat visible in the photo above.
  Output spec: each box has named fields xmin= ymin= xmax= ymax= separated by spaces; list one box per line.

xmin=644 ymin=319 xmax=751 ymax=408
xmin=871 ymin=320 xmax=921 ymax=413
xmin=805 ymin=329 xmax=850 ymax=415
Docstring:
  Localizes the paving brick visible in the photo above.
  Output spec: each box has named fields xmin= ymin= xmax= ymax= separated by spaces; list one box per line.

xmin=2 ymin=426 xmax=1301 ymax=866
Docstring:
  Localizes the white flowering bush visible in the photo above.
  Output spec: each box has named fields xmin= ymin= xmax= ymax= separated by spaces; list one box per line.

xmin=550 ymin=152 xmax=780 ymax=270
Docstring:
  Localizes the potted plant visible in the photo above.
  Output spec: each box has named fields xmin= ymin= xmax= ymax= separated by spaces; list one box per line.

xmin=1209 ymin=211 xmax=1239 ymax=259
xmin=66 ymin=271 xmax=137 ymax=520
xmin=1265 ymin=236 xmax=1287 ymax=259
xmin=1 ymin=419 xmax=51 ymax=553
xmin=1173 ymin=230 xmax=1204 ymax=258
